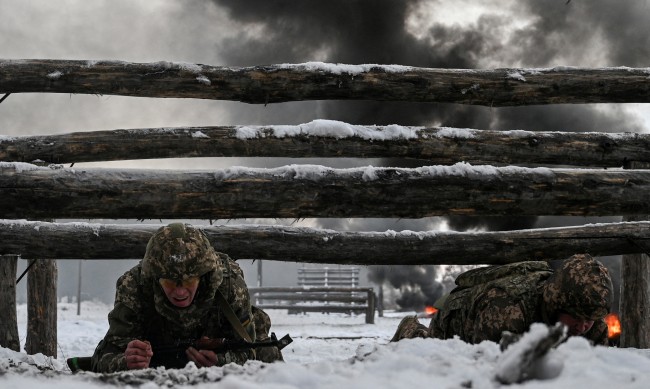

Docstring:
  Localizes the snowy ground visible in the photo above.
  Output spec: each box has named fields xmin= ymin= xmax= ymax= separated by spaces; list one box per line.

xmin=2 ymin=301 xmax=650 ymax=388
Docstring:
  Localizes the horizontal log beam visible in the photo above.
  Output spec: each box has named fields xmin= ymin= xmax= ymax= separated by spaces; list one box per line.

xmin=0 ymin=220 xmax=649 ymax=265
xmin=2 ymin=60 xmax=650 ymax=106
xmin=1 ymin=163 xmax=650 ymax=218
xmin=1 ymin=123 xmax=648 ymax=168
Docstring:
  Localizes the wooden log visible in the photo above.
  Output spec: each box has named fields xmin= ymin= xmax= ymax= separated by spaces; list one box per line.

xmin=2 ymin=60 xmax=650 ymax=106
xmin=1 ymin=125 xmax=649 ymax=168
xmin=25 ymin=259 xmax=57 ymax=357
xmin=1 ymin=220 xmax=649 ymax=265
xmin=366 ymin=290 xmax=376 ymax=324
xmin=620 ymin=161 xmax=650 ymax=348
xmin=2 ymin=163 xmax=650 ymax=219
xmin=0 ymin=255 xmax=19 ymax=352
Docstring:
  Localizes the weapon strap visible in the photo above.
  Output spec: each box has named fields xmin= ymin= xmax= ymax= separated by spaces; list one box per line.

xmin=215 ymin=290 xmax=253 ymax=343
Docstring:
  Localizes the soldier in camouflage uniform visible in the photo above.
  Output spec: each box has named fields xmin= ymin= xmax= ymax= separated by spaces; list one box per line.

xmin=391 ymin=254 xmax=613 ymax=345
xmin=91 ymin=223 xmax=260 ymax=372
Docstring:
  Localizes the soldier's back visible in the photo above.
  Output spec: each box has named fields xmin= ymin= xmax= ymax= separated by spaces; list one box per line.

xmin=430 ymin=261 xmax=553 ymax=343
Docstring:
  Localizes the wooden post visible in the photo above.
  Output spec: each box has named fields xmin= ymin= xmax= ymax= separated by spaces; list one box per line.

xmin=0 ymin=254 xmax=20 ymax=351
xmin=25 ymin=259 xmax=57 ymax=357
xmin=620 ymin=161 xmax=650 ymax=348
xmin=377 ymin=284 xmax=384 ymax=318
xmin=76 ymin=260 xmax=82 ymax=316
xmin=366 ymin=289 xmax=375 ymax=324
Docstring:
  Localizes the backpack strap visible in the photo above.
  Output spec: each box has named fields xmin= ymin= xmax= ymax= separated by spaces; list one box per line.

xmin=215 ymin=290 xmax=253 ymax=342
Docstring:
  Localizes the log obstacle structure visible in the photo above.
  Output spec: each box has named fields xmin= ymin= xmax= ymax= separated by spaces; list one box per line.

xmin=1 ymin=123 xmax=649 ymax=167
xmin=0 ymin=219 xmax=648 ymax=266
xmin=1 ymin=59 xmax=650 ymax=353
xmin=2 ymin=60 xmax=650 ymax=106
xmin=3 ymin=163 xmax=650 ymax=219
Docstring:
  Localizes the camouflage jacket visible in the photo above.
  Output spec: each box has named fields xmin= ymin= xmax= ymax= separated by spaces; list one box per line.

xmin=429 ymin=261 xmax=609 ymax=345
xmin=91 ymin=255 xmax=255 ymax=372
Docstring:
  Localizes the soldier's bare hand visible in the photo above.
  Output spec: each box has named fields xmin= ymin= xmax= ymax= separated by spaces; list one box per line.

xmin=186 ymin=347 xmax=220 ymax=367
xmin=125 ymin=339 xmax=153 ymax=369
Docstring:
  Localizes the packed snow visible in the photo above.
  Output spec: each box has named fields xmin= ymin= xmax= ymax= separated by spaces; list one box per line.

xmin=2 ymin=300 xmax=650 ymax=388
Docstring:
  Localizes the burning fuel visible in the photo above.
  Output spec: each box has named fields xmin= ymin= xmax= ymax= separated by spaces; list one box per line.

xmin=425 ymin=306 xmax=438 ymax=316
xmin=605 ymin=313 xmax=621 ymax=340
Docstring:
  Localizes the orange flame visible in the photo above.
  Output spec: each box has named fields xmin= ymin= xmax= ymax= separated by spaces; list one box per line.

xmin=605 ymin=313 xmax=621 ymax=339
xmin=424 ymin=306 xmax=438 ymax=315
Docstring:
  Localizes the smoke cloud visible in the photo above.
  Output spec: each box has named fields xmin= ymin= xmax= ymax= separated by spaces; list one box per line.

xmin=209 ymin=0 xmax=646 ymax=310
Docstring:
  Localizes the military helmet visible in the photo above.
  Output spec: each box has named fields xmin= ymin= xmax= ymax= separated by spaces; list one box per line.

xmin=542 ymin=253 xmax=613 ymax=321
xmin=142 ymin=223 xmax=221 ymax=283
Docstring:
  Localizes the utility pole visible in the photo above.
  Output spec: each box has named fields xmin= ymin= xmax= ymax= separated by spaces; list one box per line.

xmin=77 ymin=260 xmax=82 ymax=315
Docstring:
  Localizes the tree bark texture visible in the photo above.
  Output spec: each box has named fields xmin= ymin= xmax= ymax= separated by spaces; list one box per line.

xmin=620 ymin=161 xmax=650 ymax=348
xmin=1 ymin=125 xmax=649 ymax=168
xmin=2 ymin=60 xmax=650 ymax=106
xmin=620 ymin=242 xmax=650 ymax=348
xmin=25 ymin=259 xmax=57 ymax=357
xmin=1 ymin=220 xmax=649 ymax=265
xmin=2 ymin=163 xmax=650 ymax=219
xmin=0 ymin=255 xmax=19 ymax=352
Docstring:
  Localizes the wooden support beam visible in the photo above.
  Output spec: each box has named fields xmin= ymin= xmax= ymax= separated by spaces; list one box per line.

xmin=1 ymin=124 xmax=648 ymax=168
xmin=2 ymin=163 xmax=650 ymax=219
xmin=620 ymin=161 xmax=650 ymax=348
xmin=0 ymin=255 xmax=19 ymax=352
xmin=25 ymin=259 xmax=57 ymax=357
xmin=0 ymin=220 xmax=649 ymax=265
xmin=2 ymin=60 xmax=650 ymax=106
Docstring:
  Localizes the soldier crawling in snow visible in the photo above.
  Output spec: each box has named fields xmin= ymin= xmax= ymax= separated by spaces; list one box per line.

xmin=391 ymin=254 xmax=613 ymax=346
xmin=91 ymin=223 xmax=282 ymax=372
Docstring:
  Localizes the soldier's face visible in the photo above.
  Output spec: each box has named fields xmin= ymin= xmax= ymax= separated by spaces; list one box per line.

xmin=557 ymin=312 xmax=594 ymax=336
xmin=159 ymin=277 xmax=200 ymax=308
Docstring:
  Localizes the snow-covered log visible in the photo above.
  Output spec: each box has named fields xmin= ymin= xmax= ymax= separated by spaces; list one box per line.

xmin=1 ymin=122 xmax=649 ymax=168
xmin=0 ymin=220 xmax=648 ymax=264
xmin=2 ymin=60 xmax=650 ymax=106
xmin=1 ymin=163 xmax=650 ymax=219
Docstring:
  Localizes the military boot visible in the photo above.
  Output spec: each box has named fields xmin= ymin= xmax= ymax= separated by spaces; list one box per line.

xmin=390 ymin=315 xmax=429 ymax=342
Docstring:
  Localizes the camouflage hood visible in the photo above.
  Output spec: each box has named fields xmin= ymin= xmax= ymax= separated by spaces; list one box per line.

xmin=542 ymin=254 xmax=613 ymax=321
xmin=141 ymin=223 xmax=224 ymax=329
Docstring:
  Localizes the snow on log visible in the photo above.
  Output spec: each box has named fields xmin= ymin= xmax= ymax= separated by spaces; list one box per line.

xmin=1 ymin=120 xmax=649 ymax=168
xmin=0 ymin=220 xmax=649 ymax=264
xmin=2 ymin=60 xmax=650 ymax=106
xmin=1 ymin=162 xmax=650 ymax=219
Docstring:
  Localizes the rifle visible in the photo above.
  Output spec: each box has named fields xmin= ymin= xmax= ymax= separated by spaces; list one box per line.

xmin=67 ymin=332 xmax=292 ymax=372
xmin=155 ymin=332 xmax=293 ymax=354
